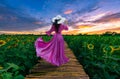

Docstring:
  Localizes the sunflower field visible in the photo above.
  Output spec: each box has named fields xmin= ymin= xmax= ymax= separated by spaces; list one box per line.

xmin=0 ymin=34 xmax=51 ymax=79
xmin=0 ymin=34 xmax=120 ymax=79
xmin=64 ymin=35 xmax=120 ymax=79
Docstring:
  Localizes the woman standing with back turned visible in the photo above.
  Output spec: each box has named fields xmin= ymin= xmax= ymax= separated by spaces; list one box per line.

xmin=35 ymin=15 xmax=69 ymax=66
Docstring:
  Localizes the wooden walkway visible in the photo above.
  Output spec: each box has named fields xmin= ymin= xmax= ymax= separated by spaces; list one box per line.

xmin=25 ymin=42 xmax=89 ymax=79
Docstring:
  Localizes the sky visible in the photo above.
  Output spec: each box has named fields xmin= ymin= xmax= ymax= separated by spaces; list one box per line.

xmin=0 ymin=0 xmax=120 ymax=34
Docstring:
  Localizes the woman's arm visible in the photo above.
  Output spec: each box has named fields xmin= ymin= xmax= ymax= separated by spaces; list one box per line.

xmin=63 ymin=25 xmax=69 ymax=30
xmin=45 ymin=25 xmax=54 ymax=36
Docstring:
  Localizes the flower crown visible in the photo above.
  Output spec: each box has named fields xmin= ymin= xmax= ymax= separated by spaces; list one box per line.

xmin=52 ymin=15 xmax=66 ymax=24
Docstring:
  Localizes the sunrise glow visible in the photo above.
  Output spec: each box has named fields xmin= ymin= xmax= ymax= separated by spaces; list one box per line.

xmin=0 ymin=0 xmax=120 ymax=35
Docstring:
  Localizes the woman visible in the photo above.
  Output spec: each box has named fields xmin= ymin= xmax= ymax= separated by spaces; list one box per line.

xmin=35 ymin=15 xmax=69 ymax=66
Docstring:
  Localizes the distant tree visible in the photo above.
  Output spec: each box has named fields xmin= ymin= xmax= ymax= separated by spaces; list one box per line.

xmin=78 ymin=33 xmax=82 ymax=35
xmin=111 ymin=32 xmax=117 ymax=35
xmin=102 ymin=31 xmax=119 ymax=36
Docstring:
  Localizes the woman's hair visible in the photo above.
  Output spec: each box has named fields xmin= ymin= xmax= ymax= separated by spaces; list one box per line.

xmin=53 ymin=19 xmax=61 ymax=33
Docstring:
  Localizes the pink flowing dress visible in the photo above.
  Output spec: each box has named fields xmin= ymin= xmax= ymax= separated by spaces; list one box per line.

xmin=35 ymin=24 xmax=69 ymax=66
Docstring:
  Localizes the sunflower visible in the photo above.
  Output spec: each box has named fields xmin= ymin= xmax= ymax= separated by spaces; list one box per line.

xmin=87 ymin=44 xmax=94 ymax=50
xmin=6 ymin=38 xmax=10 ymax=42
xmin=103 ymin=45 xmax=114 ymax=53
xmin=7 ymin=46 xmax=11 ymax=49
xmin=0 ymin=40 xmax=6 ymax=47
xmin=109 ymin=46 xmax=114 ymax=53
xmin=16 ymin=39 xmax=19 ymax=42
xmin=0 ymin=66 xmax=3 ymax=69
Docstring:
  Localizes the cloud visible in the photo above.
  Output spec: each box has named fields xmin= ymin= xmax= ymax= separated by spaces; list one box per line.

xmin=64 ymin=9 xmax=73 ymax=14
xmin=0 ymin=15 xmax=3 ymax=20
xmin=1 ymin=0 xmax=120 ymax=35
xmin=76 ymin=21 xmax=120 ymax=33
xmin=0 ymin=4 xmax=45 ymax=31
xmin=64 ymin=0 xmax=100 ymax=26
xmin=74 ymin=24 xmax=93 ymax=29
xmin=33 ymin=25 xmax=51 ymax=31
xmin=72 ymin=0 xmax=100 ymax=15
xmin=94 ymin=12 xmax=120 ymax=23
xmin=34 ymin=21 xmax=43 ymax=25
xmin=87 ymin=27 xmax=120 ymax=34
xmin=83 ymin=12 xmax=109 ymax=22
xmin=71 ymin=11 xmax=120 ymax=34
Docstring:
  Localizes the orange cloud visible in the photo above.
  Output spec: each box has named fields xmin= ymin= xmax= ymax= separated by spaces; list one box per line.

xmin=62 ymin=29 xmax=79 ymax=35
xmin=87 ymin=27 xmax=120 ymax=34
xmin=64 ymin=10 xmax=73 ymax=14
xmin=75 ymin=25 xmax=93 ymax=29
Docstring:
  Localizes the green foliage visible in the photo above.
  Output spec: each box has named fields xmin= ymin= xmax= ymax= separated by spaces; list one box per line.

xmin=64 ymin=35 xmax=120 ymax=79
xmin=0 ymin=63 xmax=24 ymax=79
xmin=0 ymin=35 xmax=51 ymax=79
xmin=1 ymin=34 xmax=120 ymax=79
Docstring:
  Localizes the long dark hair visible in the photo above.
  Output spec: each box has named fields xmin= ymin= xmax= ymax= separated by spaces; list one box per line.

xmin=53 ymin=19 xmax=61 ymax=33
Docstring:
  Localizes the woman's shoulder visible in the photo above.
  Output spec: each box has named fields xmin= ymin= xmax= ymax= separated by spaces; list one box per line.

xmin=61 ymin=24 xmax=68 ymax=30
xmin=60 ymin=24 xmax=64 ymax=28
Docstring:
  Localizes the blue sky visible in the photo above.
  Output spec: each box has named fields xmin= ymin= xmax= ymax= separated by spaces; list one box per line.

xmin=0 ymin=0 xmax=120 ymax=34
